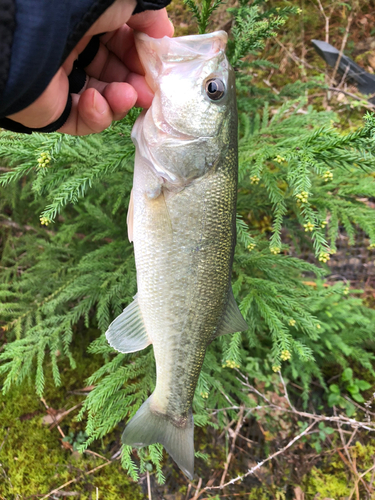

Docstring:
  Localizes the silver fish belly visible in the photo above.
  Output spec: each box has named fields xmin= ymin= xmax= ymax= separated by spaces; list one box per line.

xmin=105 ymin=30 xmax=247 ymax=479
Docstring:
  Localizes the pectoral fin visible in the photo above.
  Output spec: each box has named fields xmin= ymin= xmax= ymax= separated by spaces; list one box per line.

xmin=105 ymin=295 xmax=151 ymax=353
xmin=127 ymin=189 xmax=134 ymax=243
xmin=213 ymin=288 xmax=248 ymax=339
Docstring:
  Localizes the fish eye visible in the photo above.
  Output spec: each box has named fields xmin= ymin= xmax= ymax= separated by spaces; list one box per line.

xmin=205 ymin=78 xmax=225 ymax=101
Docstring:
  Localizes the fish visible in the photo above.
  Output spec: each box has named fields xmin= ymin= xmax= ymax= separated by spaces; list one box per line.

xmin=105 ymin=30 xmax=247 ymax=480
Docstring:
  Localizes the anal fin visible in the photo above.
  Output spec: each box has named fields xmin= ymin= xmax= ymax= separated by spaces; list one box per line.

xmin=213 ymin=287 xmax=248 ymax=339
xmin=105 ymin=295 xmax=151 ymax=353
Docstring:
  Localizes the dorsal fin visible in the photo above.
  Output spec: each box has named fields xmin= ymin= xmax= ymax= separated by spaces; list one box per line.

xmin=105 ymin=295 xmax=151 ymax=353
xmin=213 ymin=288 xmax=248 ymax=339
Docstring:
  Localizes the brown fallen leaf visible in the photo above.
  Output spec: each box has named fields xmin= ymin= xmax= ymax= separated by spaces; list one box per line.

xmin=19 ymin=410 xmax=41 ymax=421
xmin=42 ymin=409 xmax=66 ymax=426
xmin=67 ymin=385 xmax=95 ymax=395
xmin=41 ymin=403 xmax=82 ymax=428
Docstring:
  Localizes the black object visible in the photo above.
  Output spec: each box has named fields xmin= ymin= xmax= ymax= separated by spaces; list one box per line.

xmin=77 ymin=34 xmax=101 ymax=69
xmin=0 ymin=95 xmax=72 ymax=134
xmin=312 ymin=39 xmax=375 ymax=102
xmin=68 ymin=66 xmax=88 ymax=94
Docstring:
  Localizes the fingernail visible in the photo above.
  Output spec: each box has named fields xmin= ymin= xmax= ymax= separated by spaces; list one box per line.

xmin=94 ymin=91 xmax=107 ymax=115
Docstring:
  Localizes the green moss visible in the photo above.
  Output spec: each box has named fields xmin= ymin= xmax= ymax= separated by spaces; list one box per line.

xmin=0 ymin=345 xmax=143 ymax=499
xmin=248 ymin=488 xmax=271 ymax=500
xmin=302 ymin=442 xmax=375 ymax=499
xmin=304 ymin=467 xmax=351 ymax=499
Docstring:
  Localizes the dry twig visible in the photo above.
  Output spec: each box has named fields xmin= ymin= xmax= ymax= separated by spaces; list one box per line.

xmin=185 ymin=483 xmax=192 ymax=500
xmin=328 ymin=87 xmax=375 ymax=110
xmin=314 ymin=0 xmax=335 ymax=43
xmin=203 ymin=368 xmax=375 ymax=491
xmin=279 ymin=372 xmax=295 ymax=411
xmin=49 ymin=403 xmax=82 ymax=429
xmin=220 ymin=405 xmax=245 ymax=487
xmin=41 ymin=398 xmax=108 ymax=462
xmin=191 ymin=477 xmax=203 ymax=500
xmin=349 ymin=463 xmax=375 ymax=500
xmin=275 ymin=39 xmax=317 ymax=71
xmin=207 ymin=421 xmax=317 ymax=490
xmin=330 ymin=12 xmax=354 ymax=85
xmin=40 ymin=460 xmax=113 ymax=500
xmin=146 ymin=470 xmax=152 ymax=500
xmin=40 ymin=398 xmax=65 ymax=440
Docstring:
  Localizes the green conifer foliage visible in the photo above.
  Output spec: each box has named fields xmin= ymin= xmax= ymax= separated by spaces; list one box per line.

xmin=1 ymin=0 xmax=375 ymax=480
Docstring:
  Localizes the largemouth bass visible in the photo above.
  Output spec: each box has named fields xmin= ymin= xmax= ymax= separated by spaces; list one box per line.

xmin=106 ymin=30 xmax=247 ymax=479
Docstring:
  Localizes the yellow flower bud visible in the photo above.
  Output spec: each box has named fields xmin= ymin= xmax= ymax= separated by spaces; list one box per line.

xmin=40 ymin=216 xmax=51 ymax=226
xmin=318 ymin=251 xmax=330 ymax=263
xmin=303 ymin=222 xmax=314 ymax=232
xmin=280 ymin=349 xmax=291 ymax=361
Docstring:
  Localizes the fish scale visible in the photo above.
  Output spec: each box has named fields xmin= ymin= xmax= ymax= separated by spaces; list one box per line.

xmin=105 ymin=30 xmax=248 ymax=479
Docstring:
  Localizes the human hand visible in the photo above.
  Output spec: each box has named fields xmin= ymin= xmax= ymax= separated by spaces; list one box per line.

xmin=6 ymin=0 xmax=174 ymax=135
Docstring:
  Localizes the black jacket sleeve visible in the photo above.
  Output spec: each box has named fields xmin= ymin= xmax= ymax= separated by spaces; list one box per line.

xmin=0 ymin=0 xmax=171 ymax=122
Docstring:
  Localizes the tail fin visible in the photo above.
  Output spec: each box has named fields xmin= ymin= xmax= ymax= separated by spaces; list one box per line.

xmin=122 ymin=396 xmax=194 ymax=480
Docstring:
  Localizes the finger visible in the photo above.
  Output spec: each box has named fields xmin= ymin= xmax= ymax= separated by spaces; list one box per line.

xmin=84 ymin=75 xmax=150 ymax=112
xmin=102 ymin=81 xmax=138 ymax=118
xmin=91 ymin=10 xmax=174 ymax=77
xmin=61 ymin=0 xmax=138 ymax=76
xmin=83 ymin=33 xmax=149 ymax=108
xmin=101 ymin=26 xmax=144 ymax=76
xmin=127 ymin=9 xmax=174 ymax=38
xmin=58 ymin=83 xmax=137 ymax=135
xmin=126 ymin=73 xmax=153 ymax=108
xmin=80 ymin=70 xmax=151 ymax=109
xmin=85 ymin=35 xmax=133 ymax=82
xmin=86 ymin=0 xmax=137 ymax=37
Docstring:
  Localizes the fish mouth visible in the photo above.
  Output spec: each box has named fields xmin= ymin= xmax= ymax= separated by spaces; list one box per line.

xmin=134 ymin=30 xmax=228 ymax=93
